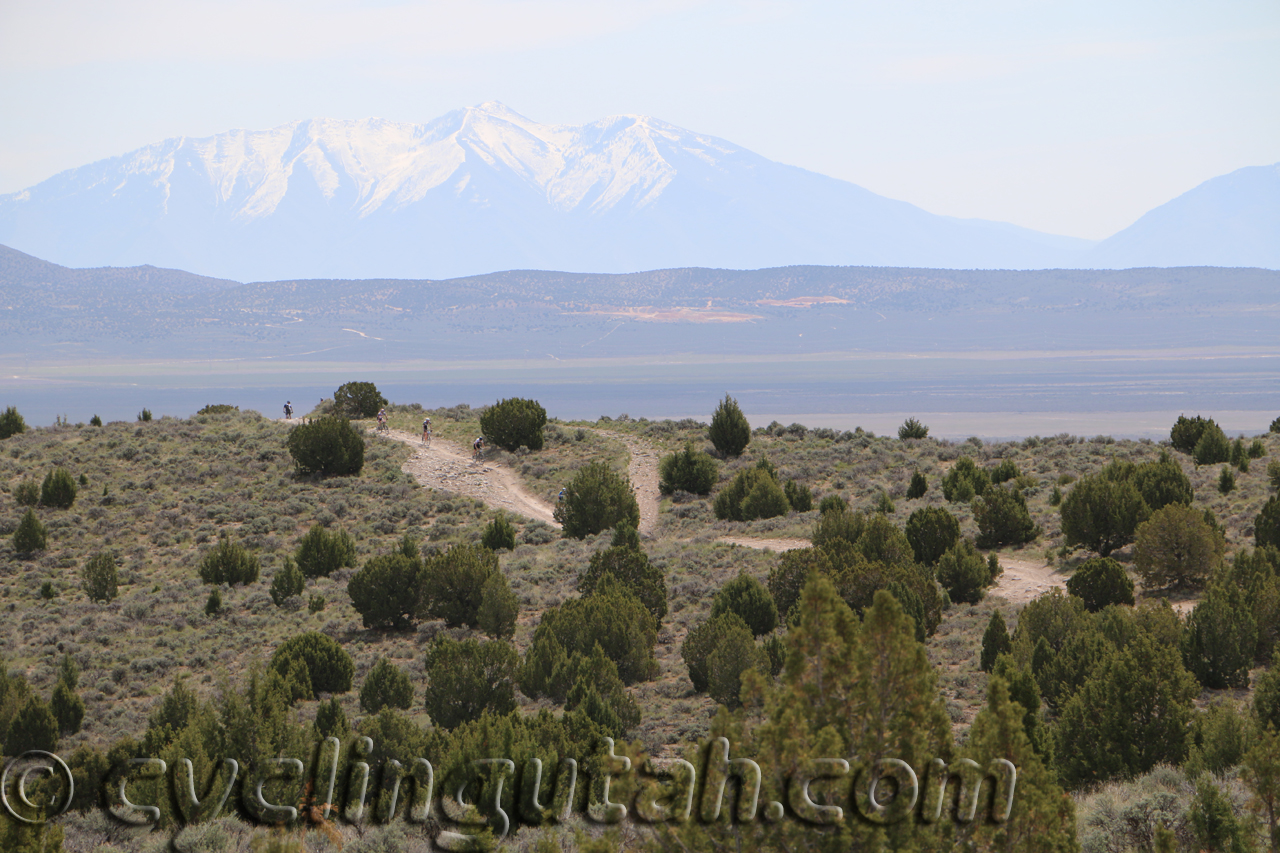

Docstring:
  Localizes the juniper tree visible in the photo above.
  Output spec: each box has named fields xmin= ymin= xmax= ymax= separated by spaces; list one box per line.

xmin=708 ymin=394 xmax=751 ymax=457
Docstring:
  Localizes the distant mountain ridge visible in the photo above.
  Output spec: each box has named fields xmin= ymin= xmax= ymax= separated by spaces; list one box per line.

xmin=0 ymin=104 xmax=1274 ymax=279
xmin=4 ymin=242 xmax=1278 ymax=364
xmin=1093 ymin=163 xmax=1280 ymax=269
xmin=0 ymin=103 xmax=1099 ymax=281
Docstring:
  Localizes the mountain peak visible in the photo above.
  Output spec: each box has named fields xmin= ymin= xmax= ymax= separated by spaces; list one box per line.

xmin=1 ymin=105 xmax=1271 ymax=280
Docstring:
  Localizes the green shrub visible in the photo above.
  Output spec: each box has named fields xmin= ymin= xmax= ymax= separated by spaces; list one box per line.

xmin=1182 ymin=583 xmax=1257 ymax=689
xmin=269 ymin=557 xmax=305 ymax=606
xmin=477 ymin=571 xmax=519 ymax=639
xmin=906 ymin=470 xmax=927 ymax=499
xmin=270 ymin=632 xmax=355 ymax=697
xmin=658 ymin=442 xmax=718 ymax=494
xmin=980 ymin=611 xmax=1012 ymax=672
xmin=1171 ymin=414 xmax=1214 ymax=453
xmin=308 ymin=595 xmax=326 ymax=613
xmin=576 ymin=525 xmax=667 ymax=619
xmin=1060 ymin=474 xmax=1149 ymax=556
xmin=481 ymin=513 xmax=517 ymax=551
xmin=204 ymin=589 xmax=222 ymax=616
xmin=480 ymin=397 xmax=547 ymax=451
xmin=873 ymin=491 xmax=895 ymax=514
xmin=39 ymin=467 xmax=77 ymax=509
xmin=1218 ymin=466 xmax=1236 ymax=494
xmin=0 ymin=405 xmax=27 ymax=439
xmin=898 ymin=417 xmax=929 ymax=440
xmin=3 ymin=696 xmax=58 ymax=755
xmin=294 ymin=524 xmax=357 ymax=577
xmin=1272 ymin=416 xmax=1280 ymax=434
xmin=1249 ymin=439 xmax=1266 ymax=459
xmin=941 ymin=457 xmax=989 ymax=502
xmin=682 ymin=611 xmax=753 ymax=694
xmin=138 ymin=407 xmax=153 ymax=421
xmin=198 ymin=534 xmax=260 ymax=585
xmin=1257 ymin=496 xmax=1280 ymax=549
xmin=708 ymin=394 xmax=751 ymax=457
xmin=333 ymin=381 xmax=387 ymax=418
xmin=1128 ymin=452 xmax=1193 ymax=510
xmin=359 ymin=658 xmax=415 ymax=714
xmin=13 ymin=508 xmax=47 ymax=554
xmin=13 ymin=479 xmax=38 ymax=507
xmin=1190 ymin=777 xmax=1251 ymax=853
xmin=89 ymin=414 xmax=102 ymax=426
xmin=554 ymin=460 xmax=640 ymax=538
xmin=1054 ymin=634 xmax=1198 ymax=787
xmin=522 ymin=574 xmax=658 ymax=693
xmin=348 ymin=553 xmax=422 ymax=630
xmin=1230 ymin=437 xmax=1249 ymax=472
xmin=423 ymin=638 xmax=519 ymax=729
xmin=82 ymin=552 xmax=119 ymax=603
xmin=935 ymin=538 xmax=991 ymax=604
xmin=973 ymin=484 xmax=1039 ymax=548
xmin=784 ymin=479 xmax=813 ymax=512
xmin=904 ymin=506 xmax=961 ymax=566
xmin=315 ymin=698 xmax=348 ymax=739
xmin=707 ymin=624 xmax=767 ymax=708
xmin=818 ymin=494 xmax=849 ymax=515
xmin=564 ymin=643 xmax=641 ymax=738
xmin=713 ymin=459 xmax=789 ymax=521
xmin=51 ymin=682 xmax=85 ymax=735
xmin=1065 ymin=557 xmax=1134 ymax=612
xmin=1270 ymin=460 xmax=1280 ymax=491
xmin=1193 ymin=423 xmax=1231 ymax=466
xmin=710 ymin=572 xmax=778 ymax=636
xmin=1134 ymin=504 xmax=1224 ymax=590
xmin=1255 ymin=664 xmax=1280 ymax=732
xmin=197 ymin=404 xmax=239 ymax=415
xmin=989 ymin=458 xmax=1020 ymax=484
xmin=420 ymin=543 xmax=501 ymax=627
xmin=287 ymin=416 xmax=365 ymax=476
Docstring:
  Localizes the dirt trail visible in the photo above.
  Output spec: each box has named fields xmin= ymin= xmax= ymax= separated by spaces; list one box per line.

xmin=587 ymin=428 xmax=662 ymax=536
xmin=382 ymin=429 xmax=559 ymax=526
xmin=990 ymin=557 xmax=1068 ymax=604
xmin=717 ymin=536 xmax=812 ymax=552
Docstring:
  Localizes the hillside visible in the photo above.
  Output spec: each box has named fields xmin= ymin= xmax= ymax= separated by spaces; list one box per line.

xmin=3 ymin=244 xmax=1278 ymax=361
xmin=1 ymin=401 xmax=1278 ymax=851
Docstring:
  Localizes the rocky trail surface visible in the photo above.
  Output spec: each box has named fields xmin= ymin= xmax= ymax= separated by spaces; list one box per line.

xmin=383 ymin=429 xmax=559 ymax=526
xmin=989 ymin=557 xmax=1069 ymax=604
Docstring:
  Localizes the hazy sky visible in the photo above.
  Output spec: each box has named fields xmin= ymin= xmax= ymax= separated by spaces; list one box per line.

xmin=1 ymin=0 xmax=1276 ymax=240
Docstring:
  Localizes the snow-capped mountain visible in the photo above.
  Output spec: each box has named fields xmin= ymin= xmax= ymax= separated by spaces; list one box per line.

xmin=0 ymin=102 xmax=1124 ymax=280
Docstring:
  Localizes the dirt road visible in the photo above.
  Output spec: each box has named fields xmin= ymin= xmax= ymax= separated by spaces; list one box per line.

xmin=584 ymin=428 xmax=662 ymax=536
xmin=990 ymin=557 xmax=1069 ymax=604
xmin=716 ymin=536 xmax=812 ymax=552
xmin=383 ymin=429 xmax=560 ymax=526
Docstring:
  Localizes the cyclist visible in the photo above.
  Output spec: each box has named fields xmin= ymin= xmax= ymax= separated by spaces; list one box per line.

xmin=376 ymin=408 xmax=387 ymax=432
xmin=422 ymin=417 xmax=432 ymax=445
xmin=558 ymin=487 xmax=566 ymax=502
xmin=472 ymin=436 xmax=485 ymax=460
xmin=283 ymin=401 xmax=293 ymax=419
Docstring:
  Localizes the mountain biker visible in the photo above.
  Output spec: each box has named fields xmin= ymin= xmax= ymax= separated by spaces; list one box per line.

xmin=422 ymin=417 xmax=431 ymax=445
xmin=283 ymin=401 xmax=293 ymax=419
xmin=376 ymin=408 xmax=387 ymax=431
xmin=473 ymin=436 xmax=485 ymax=459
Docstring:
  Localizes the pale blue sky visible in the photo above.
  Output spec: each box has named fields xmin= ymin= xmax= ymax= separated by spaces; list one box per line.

xmin=1 ymin=0 xmax=1276 ymax=239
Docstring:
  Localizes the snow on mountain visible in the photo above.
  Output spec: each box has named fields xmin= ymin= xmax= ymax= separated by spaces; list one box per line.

xmin=1 ymin=102 xmax=1107 ymax=280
